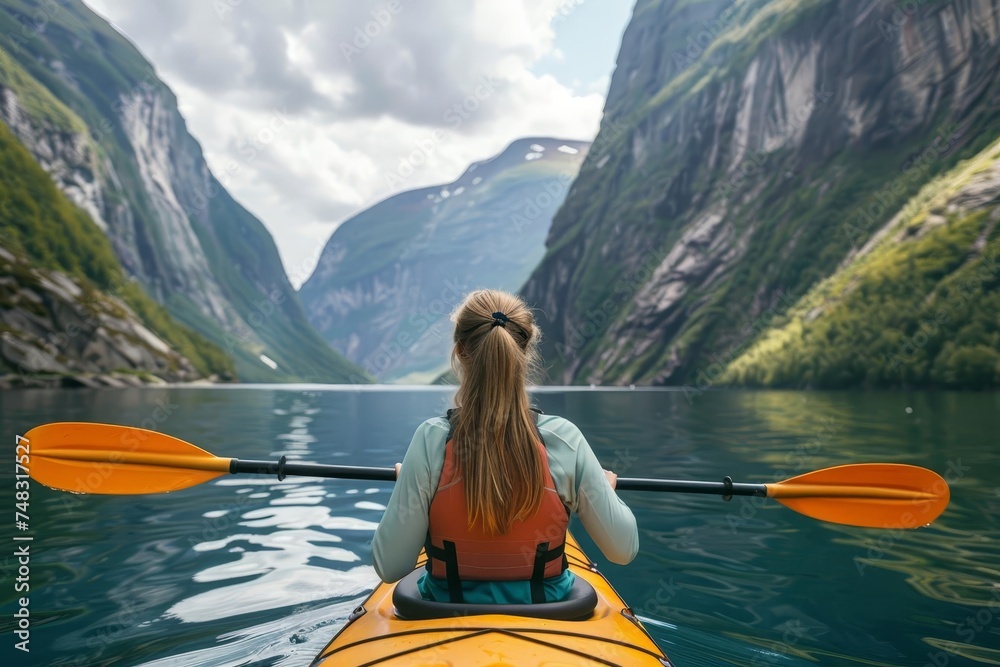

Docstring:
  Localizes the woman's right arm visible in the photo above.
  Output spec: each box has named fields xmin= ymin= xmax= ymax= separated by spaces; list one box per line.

xmin=371 ymin=419 xmax=447 ymax=582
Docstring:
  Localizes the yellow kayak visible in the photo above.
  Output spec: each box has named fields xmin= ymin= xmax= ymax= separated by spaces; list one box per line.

xmin=311 ymin=531 xmax=672 ymax=666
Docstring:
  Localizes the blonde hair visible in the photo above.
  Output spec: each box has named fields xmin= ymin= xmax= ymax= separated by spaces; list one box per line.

xmin=449 ymin=289 xmax=543 ymax=535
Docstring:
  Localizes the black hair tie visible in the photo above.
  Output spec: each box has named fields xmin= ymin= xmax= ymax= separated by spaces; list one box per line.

xmin=491 ymin=311 xmax=509 ymax=328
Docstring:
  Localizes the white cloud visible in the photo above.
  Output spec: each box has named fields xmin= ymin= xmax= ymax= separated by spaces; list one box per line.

xmin=83 ymin=0 xmax=608 ymax=286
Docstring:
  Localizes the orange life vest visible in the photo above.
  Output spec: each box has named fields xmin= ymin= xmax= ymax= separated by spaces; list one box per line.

xmin=425 ymin=411 xmax=569 ymax=603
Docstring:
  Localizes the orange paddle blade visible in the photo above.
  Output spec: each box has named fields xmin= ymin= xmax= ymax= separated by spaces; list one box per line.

xmin=23 ymin=422 xmax=231 ymax=494
xmin=765 ymin=463 xmax=949 ymax=528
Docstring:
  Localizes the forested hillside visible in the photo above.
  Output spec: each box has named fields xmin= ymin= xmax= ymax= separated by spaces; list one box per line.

xmin=723 ymin=138 xmax=1000 ymax=388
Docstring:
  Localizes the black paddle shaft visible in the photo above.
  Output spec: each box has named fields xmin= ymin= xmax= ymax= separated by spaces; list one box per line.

xmin=228 ymin=458 xmax=768 ymax=498
xmin=616 ymin=477 xmax=767 ymax=497
xmin=230 ymin=458 xmax=397 ymax=481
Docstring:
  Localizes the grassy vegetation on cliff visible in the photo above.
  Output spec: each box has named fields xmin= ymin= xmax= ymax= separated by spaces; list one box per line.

xmin=723 ymin=139 xmax=1000 ymax=389
xmin=0 ymin=45 xmax=87 ymax=133
xmin=0 ymin=120 xmax=234 ymax=378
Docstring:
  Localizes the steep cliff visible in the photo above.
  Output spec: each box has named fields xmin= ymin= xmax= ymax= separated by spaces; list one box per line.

xmin=0 ymin=118 xmax=230 ymax=385
xmin=300 ymin=138 xmax=590 ymax=382
xmin=520 ymin=0 xmax=1000 ymax=386
xmin=0 ymin=0 xmax=365 ymax=383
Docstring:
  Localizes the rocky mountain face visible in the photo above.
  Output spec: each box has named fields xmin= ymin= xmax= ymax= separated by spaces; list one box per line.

xmin=0 ymin=111 xmax=230 ymax=386
xmin=0 ymin=0 xmax=364 ymax=383
xmin=520 ymin=0 xmax=1000 ymax=387
xmin=0 ymin=245 xmax=201 ymax=388
xmin=299 ymin=138 xmax=590 ymax=382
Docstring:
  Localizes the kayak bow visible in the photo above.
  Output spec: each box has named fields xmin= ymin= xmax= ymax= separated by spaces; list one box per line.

xmin=311 ymin=531 xmax=672 ymax=666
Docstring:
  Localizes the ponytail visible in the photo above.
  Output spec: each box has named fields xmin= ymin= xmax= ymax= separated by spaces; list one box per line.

xmin=450 ymin=290 xmax=543 ymax=535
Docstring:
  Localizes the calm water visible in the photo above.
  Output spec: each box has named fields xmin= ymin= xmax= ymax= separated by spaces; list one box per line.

xmin=1 ymin=387 xmax=998 ymax=666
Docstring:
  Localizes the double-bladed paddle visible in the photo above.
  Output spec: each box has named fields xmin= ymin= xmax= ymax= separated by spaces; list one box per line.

xmin=20 ymin=422 xmax=950 ymax=529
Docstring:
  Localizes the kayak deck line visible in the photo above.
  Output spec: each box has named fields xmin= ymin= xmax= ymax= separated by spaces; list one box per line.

xmin=311 ymin=625 xmax=672 ymax=667
xmin=311 ymin=532 xmax=673 ymax=666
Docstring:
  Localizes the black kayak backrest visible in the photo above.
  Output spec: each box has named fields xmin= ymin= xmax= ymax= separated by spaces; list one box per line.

xmin=391 ymin=569 xmax=598 ymax=621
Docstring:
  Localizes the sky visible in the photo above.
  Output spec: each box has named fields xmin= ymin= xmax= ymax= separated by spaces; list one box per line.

xmin=81 ymin=0 xmax=636 ymax=287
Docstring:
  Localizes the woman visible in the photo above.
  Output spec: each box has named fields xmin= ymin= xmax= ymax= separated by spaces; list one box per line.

xmin=372 ymin=289 xmax=638 ymax=604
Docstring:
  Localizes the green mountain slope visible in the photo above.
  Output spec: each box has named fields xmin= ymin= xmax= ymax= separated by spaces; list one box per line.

xmin=300 ymin=138 xmax=589 ymax=382
xmin=0 ymin=119 xmax=233 ymax=381
xmin=519 ymin=0 xmax=1000 ymax=388
xmin=0 ymin=0 xmax=366 ymax=383
xmin=723 ymin=138 xmax=1000 ymax=389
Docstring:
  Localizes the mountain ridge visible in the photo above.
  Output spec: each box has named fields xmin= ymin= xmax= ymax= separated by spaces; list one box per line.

xmin=300 ymin=136 xmax=590 ymax=382
xmin=0 ymin=0 xmax=367 ymax=383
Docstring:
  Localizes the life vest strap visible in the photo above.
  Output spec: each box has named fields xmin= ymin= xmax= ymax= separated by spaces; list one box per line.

xmin=425 ymin=536 xmax=567 ymax=604
xmin=424 ymin=538 xmax=465 ymax=603
xmin=529 ymin=541 xmax=567 ymax=604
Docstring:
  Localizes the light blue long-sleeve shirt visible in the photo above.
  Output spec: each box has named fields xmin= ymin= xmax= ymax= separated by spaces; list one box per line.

xmin=372 ymin=414 xmax=640 ymax=585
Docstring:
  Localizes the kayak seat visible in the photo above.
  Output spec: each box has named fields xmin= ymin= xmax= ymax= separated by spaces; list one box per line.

xmin=392 ymin=569 xmax=598 ymax=621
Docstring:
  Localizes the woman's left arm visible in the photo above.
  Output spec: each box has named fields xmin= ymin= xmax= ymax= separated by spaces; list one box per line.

xmin=372 ymin=420 xmax=445 ymax=582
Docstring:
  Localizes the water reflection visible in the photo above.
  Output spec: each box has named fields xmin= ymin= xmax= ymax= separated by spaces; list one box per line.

xmin=141 ymin=394 xmax=384 ymax=663
xmin=3 ymin=387 xmax=998 ymax=667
